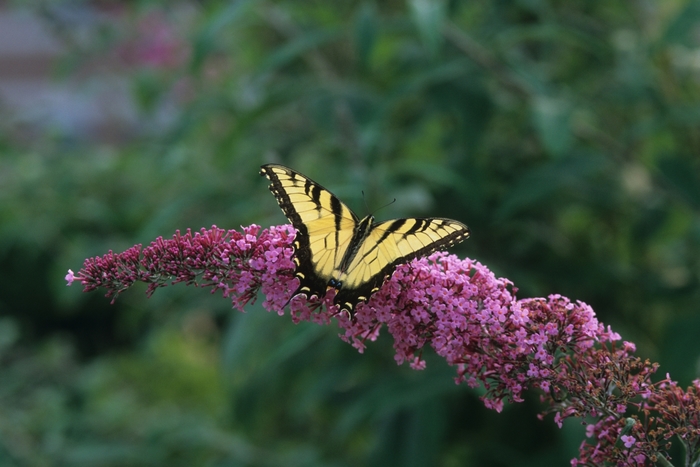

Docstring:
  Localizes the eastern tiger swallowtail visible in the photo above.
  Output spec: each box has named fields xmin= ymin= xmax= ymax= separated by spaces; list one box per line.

xmin=260 ymin=164 xmax=470 ymax=315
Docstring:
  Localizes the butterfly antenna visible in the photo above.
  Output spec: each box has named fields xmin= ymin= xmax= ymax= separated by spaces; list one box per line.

xmin=372 ymin=197 xmax=397 ymax=216
xmin=361 ymin=190 xmax=369 ymax=215
xmin=362 ymin=188 xmax=398 ymax=216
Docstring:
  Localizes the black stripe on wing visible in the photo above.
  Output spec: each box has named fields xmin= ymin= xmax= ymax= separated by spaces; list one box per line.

xmin=260 ymin=165 xmax=309 ymax=236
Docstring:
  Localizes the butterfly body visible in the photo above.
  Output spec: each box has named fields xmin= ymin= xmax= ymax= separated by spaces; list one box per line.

xmin=260 ymin=164 xmax=470 ymax=314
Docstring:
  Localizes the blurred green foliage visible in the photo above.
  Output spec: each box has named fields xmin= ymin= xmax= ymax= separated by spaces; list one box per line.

xmin=2 ymin=0 xmax=700 ymax=465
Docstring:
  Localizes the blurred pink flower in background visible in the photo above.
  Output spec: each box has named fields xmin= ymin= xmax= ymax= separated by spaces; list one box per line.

xmin=117 ymin=11 xmax=190 ymax=69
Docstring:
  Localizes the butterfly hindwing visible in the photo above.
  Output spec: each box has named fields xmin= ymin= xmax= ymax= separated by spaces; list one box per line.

xmin=333 ymin=218 xmax=470 ymax=309
xmin=260 ymin=163 xmax=470 ymax=315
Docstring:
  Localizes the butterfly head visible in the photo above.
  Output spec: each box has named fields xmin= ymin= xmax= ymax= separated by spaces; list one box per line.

xmin=356 ymin=215 xmax=375 ymax=237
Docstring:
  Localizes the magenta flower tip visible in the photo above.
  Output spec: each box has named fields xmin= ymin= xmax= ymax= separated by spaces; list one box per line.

xmin=65 ymin=269 xmax=75 ymax=286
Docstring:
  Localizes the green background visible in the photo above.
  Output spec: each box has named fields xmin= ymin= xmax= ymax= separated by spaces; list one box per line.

xmin=2 ymin=0 xmax=700 ymax=465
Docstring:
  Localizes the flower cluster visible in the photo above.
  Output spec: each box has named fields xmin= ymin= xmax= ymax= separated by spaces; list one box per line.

xmin=67 ymin=224 xmax=297 ymax=311
xmin=68 ymin=224 xmax=700 ymax=466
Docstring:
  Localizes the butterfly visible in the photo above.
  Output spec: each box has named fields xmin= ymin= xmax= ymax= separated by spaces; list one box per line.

xmin=260 ymin=164 xmax=470 ymax=315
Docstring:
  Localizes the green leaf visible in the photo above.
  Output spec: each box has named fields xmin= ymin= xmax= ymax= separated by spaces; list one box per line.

xmin=496 ymin=154 xmax=611 ymax=220
xmin=258 ymin=29 xmax=341 ymax=74
xmin=531 ymin=95 xmax=573 ymax=157
xmin=409 ymin=0 xmax=447 ymax=56
xmin=661 ymin=0 xmax=700 ymax=46
xmin=354 ymin=3 xmax=378 ymax=69
xmin=657 ymin=157 xmax=700 ymax=211
xmin=191 ymin=0 xmax=254 ymax=70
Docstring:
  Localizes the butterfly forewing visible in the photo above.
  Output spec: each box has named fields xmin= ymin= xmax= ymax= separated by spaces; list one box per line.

xmin=261 ymin=164 xmax=359 ymax=298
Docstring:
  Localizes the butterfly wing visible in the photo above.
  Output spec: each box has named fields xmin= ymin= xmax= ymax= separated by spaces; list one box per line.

xmin=260 ymin=164 xmax=359 ymax=301
xmin=333 ymin=217 xmax=470 ymax=311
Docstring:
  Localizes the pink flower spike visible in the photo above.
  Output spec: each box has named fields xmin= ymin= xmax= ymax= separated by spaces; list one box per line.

xmin=68 ymin=223 xmax=700 ymax=467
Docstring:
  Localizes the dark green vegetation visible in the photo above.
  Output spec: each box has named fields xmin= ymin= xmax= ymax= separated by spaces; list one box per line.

xmin=1 ymin=1 xmax=699 ymax=465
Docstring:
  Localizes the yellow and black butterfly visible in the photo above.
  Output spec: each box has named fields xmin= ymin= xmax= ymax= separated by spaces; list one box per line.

xmin=260 ymin=164 xmax=470 ymax=314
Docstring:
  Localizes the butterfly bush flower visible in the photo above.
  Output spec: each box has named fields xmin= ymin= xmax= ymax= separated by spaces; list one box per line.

xmin=68 ymin=224 xmax=700 ymax=466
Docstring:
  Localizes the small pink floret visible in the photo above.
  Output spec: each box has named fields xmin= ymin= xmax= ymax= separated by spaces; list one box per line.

xmin=621 ymin=435 xmax=635 ymax=448
xmin=65 ymin=269 xmax=75 ymax=285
